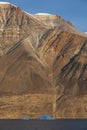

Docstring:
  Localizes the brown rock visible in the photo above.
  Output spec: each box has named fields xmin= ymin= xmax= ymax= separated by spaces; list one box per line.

xmin=0 ymin=2 xmax=87 ymax=119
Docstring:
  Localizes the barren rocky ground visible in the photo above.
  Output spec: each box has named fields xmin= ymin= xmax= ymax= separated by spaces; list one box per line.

xmin=0 ymin=2 xmax=87 ymax=119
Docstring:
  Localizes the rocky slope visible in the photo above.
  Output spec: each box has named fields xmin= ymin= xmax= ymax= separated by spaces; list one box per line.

xmin=0 ymin=2 xmax=87 ymax=118
xmin=34 ymin=13 xmax=84 ymax=36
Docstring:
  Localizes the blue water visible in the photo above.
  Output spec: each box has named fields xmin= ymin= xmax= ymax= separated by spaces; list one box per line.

xmin=0 ymin=119 xmax=87 ymax=129
xmin=20 ymin=115 xmax=87 ymax=129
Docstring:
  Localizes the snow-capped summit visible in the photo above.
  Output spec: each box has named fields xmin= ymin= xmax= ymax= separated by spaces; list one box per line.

xmin=35 ymin=13 xmax=51 ymax=15
xmin=0 ymin=2 xmax=17 ymax=7
xmin=0 ymin=2 xmax=9 ymax=4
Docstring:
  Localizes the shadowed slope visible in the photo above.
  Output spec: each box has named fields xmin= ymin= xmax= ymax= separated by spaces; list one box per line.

xmin=0 ymin=37 xmax=54 ymax=95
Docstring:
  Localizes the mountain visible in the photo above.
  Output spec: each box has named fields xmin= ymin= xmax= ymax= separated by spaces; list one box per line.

xmin=0 ymin=2 xmax=87 ymax=119
xmin=34 ymin=13 xmax=84 ymax=36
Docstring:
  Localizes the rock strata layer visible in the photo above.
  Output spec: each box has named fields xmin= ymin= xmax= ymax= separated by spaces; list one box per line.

xmin=0 ymin=2 xmax=87 ymax=118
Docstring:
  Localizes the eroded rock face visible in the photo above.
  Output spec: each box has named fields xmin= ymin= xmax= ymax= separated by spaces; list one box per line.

xmin=0 ymin=2 xmax=87 ymax=119
xmin=34 ymin=13 xmax=84 ymax=36
xmin=0 ymin=3 xmax=47 ymax=55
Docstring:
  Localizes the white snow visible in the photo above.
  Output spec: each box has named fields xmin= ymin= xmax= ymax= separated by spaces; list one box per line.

xmin=0 ymin=2 xmax=17 ymax=7
xmin=23 ymin=12 xmax=51 ymax=16
xmin=85 ymin=32 xmax=87 ymax=34
xmin=35 ymin=13 xmax=51 ymax=15
xmin=23 ymin=11 xmax=32 ymax=16
xmin=0 ymin=2 xmax=10 ymax=4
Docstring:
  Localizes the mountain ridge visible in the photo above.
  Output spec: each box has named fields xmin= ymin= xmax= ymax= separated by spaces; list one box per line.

xmin=0 ymin=2 xmax=87 ymax=119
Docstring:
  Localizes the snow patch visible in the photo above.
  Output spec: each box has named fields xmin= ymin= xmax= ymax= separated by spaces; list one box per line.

xmin=23 ymin=11 xmax=32 ymax=16
xmin=0 ymin=2 xmax=9 ymax=4
xmin=35 ymin=13 xmax=51 ymax=15
xmin=85 ymin=32 xmax=87 ymax=34
xmin=0 ymin=2 xmax=17 ymax=7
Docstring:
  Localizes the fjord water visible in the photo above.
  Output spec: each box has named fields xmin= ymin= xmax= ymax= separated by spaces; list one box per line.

xmin=0 ymin=120 xmax=87 ymax=130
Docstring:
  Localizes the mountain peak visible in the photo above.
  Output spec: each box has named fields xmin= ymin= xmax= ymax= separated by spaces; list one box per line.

xmin=0 ymin=2 xmax=17 ymax=7
xmin=0 ymin=2 xmax=87 ymax=119
xmin=0 ymin=2 xmax=10 ymax=4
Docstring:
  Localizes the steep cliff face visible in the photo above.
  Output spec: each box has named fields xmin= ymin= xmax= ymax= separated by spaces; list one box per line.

xmin=0 ymin=2 xmax=47 ymax=55
xmin=0 ymin=2 xmax=87 ymax=119
xmin=57 ymin=40 xmax=87 ymax=96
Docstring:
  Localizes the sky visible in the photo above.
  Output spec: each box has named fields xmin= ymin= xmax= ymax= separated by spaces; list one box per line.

xmin=0 ymin=0 xmax=87 ymax=32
